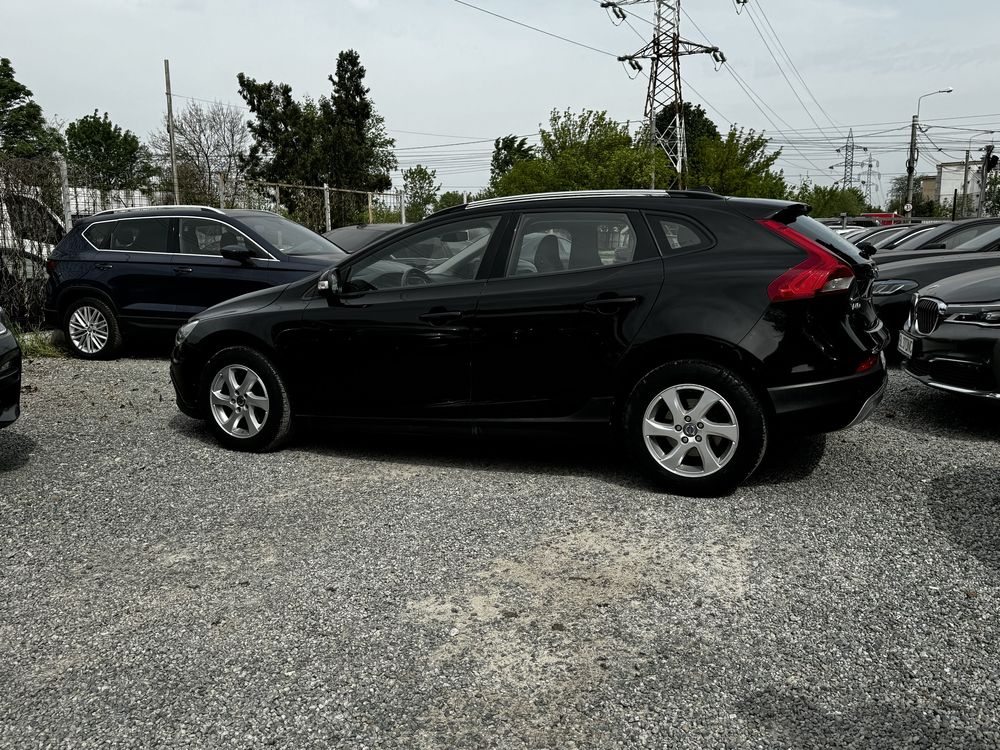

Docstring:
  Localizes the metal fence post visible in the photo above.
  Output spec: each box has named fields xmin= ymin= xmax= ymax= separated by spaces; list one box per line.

xmin=53 ymin=151 xmax=72 ymax=230
xmin=217 ymin=174 xmax=225 ymax=209
xmin=368 ymin=192 xmax=373 ymax=224
xmin=399 ymin=190 xmax=406 ymax=224
xmin=323 ymin=183 xmax=331 ymax=232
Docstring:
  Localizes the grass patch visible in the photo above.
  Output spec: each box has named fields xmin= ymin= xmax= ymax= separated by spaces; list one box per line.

xmin=11 ymin=326 xmax=66 ymax=358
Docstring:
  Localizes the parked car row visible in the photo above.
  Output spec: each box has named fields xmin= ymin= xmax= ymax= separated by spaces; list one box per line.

xmin=19 ymin=192 xmax=998 ymax=495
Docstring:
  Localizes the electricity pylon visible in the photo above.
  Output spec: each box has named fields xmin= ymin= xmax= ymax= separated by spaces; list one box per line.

xmin=835 ymin=128 xmax=867 ymax=192
xmin=612 ymin=1 xmax=723 ymax=188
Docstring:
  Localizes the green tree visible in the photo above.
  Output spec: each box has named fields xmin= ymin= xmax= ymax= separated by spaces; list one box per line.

xmin=978 ymin=171 xmax=1000 ymax=217
xmin=65 ymin=110 xmax=154 ymax=191
xmin=489 ymin=135 xmax=534 ymax=189
xmin=435 ymin=190 xmax=466 ymax=211
xmin=789 ymin=180 xmax=866 ymax=216
xmin=494 ymin=109 xmax=671 ymax=196
xmin=237 ymin=50 xmax=397 ymax=228
xmin=0 ymin=58 xmax=64 ymax=158
xmin=690 ymin=127 xmax=786 ymax=198
xmin=403 ymin=164 xmax=440 ymax=221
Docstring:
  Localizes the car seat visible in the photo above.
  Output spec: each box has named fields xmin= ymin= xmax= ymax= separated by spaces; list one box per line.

xmin=534 ymin=235 xmax=563 ymax=273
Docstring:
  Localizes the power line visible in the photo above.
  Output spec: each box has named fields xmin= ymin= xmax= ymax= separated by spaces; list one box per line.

xmin=453 ymin=0 xmax=617 ymax=57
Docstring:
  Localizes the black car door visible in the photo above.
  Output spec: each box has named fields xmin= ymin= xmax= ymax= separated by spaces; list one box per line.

xmin=471 ymin=209 xmax=664 ymax=421
xmin=288 ymin=215 xmax=507 ymax=421
xmin=173 ymin=217 xmax=282 ymax=320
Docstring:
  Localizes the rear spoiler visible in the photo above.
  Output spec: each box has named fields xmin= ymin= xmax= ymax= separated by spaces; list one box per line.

xmin=769 ymin=203 xmax=811 ymax=225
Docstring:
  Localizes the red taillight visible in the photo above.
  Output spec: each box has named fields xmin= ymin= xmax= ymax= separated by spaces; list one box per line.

xmin=855 ymin=354 xmax=878 ymax=373
xmin=759 ymin=219 xmax=854 ymax=302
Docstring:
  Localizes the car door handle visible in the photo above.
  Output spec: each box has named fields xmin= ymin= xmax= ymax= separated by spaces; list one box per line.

xmin=419 ymin=309 xmax=464 ymax=324
xmin=95 ymin=263 xmax=113 ymax=270
xmin=584 ymin=296 xmax=638 ymax=311
xmin=173 ymin=266 xmax=193 ymax=274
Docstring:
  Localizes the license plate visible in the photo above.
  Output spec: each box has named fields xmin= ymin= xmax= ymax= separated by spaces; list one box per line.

xmin=897 ymin=332 xmax=914 ymax=358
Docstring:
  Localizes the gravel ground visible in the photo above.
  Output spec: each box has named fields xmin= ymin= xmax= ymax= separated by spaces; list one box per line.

xmin=1 ymin=356 xmax=998 ymax=749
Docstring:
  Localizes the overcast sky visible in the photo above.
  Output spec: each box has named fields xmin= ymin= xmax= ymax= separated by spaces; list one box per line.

xmin=3 ymin=0 xmax=997 ymax=206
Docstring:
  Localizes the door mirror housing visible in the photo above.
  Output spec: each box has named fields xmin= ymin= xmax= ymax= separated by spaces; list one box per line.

xmin=317 ymin=267 xmax=341 ymax=297
xmin=221 ymin=244 xmax=253 ymax=264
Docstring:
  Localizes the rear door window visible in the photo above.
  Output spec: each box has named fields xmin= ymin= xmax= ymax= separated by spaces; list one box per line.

xmin=110 ymin=218 xmax=171 ymax=254
xmin=506 ymin=212 xmax=647 ymax=277
xmin=646 ymin=215 xmax=713 ymax=255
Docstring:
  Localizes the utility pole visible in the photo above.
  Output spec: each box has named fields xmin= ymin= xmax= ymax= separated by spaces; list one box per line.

xmin=610 ymin=1 xmax=723 ymax=189
xmin=836 ymin=129 xmax=866 ymax=192
xmin=904 ymin=114 xmax=918 ymax=218
xmin=164 ymin=60 xmax=180 ymax=204
xmin=962 ymin=149 xmax=971 ymax=218
xmin=905 ymin=88 xmax=953 ymax=217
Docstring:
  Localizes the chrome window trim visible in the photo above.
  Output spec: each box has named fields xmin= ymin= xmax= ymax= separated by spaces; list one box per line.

xmin=81 ymin=214 xmax=279 ymax=261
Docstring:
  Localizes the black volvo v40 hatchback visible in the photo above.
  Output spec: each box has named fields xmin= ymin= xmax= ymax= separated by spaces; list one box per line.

xmin=171 ymin=190 xmax=889 ymax=496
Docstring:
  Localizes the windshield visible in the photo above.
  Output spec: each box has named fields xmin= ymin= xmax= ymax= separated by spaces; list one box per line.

xmin=236 ymin=213 xmax=347 ymax=259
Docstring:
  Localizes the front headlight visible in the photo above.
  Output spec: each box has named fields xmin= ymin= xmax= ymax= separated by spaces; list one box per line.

xmin=949 ymin=309 xmax=1000 ymax=326
xmin=175 ymin=319 xmax=199 ymax=346
xmin=872 ymin=279 xmax=919 ymax=296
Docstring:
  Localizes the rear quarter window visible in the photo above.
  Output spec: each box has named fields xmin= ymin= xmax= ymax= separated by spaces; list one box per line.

xmin=83 ymin=222 xmax=115 ymax=250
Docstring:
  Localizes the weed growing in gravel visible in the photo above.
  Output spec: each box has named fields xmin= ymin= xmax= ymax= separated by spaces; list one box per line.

xmin=11 ymin=327 xmax=65 ymax=358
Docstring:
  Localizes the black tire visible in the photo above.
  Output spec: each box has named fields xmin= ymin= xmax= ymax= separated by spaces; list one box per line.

xmin=623 ymin=360 xmax=767 ymax=497
xmin=201 ymin=346 xmax=292 ymax=452
xmin=63 ymin=297 xmax=122 ymax=360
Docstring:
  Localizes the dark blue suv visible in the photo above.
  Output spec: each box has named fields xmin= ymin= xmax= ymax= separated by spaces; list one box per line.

xmin=44 ymin=206 xmax=347 ymax=358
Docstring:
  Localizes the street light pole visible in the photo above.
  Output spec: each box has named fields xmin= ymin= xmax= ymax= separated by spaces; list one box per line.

xmin=904 ymin=87 xmax=953 ymax=218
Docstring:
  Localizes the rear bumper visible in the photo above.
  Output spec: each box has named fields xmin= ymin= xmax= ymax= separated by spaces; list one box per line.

xmin=767 ymin=356 xmax=888 ymax=432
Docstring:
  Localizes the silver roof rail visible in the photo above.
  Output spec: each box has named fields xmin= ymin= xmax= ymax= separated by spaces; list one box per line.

xmin=92 ymin=204 xmax=226 ymax=217
xmin=464 ymin=189 xmax=730 ymax=209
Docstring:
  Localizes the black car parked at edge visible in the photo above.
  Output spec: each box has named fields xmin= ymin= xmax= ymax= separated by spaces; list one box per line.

xmin=170 ymin=190 xmax=889 ymax=496
xmin=44 ymin=206 xmax=348 ymax=359
xmin=0 ymin=307 xmax=22 ymax=428
xmin=899 ymin=267 xmax=1000 ymax=398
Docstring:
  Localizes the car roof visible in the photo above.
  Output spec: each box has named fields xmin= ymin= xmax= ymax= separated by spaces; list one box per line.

xmin=428 ymin=189 xmax=798 ymax=220
xmin=75 ymin=205 xmax=285 ymax=227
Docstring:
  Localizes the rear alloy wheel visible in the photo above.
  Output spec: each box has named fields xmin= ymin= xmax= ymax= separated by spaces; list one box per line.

xmin=202 ymin=346 xmax=292 ymax=452
xmin=625 ymin=360 xmax=767 ymax=496
xmin=64 ymin=297 xmax=122 ymax=359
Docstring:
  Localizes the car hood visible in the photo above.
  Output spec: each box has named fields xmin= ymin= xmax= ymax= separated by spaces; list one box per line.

xmin=196 ymin=284 xmax=288 ymax=321
xmin=920 ymin=267 xmax=1000 ymax=303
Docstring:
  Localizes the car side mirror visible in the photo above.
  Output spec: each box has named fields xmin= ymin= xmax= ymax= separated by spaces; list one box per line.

xmin=317 ymin=267 xmax=341 ymax=297
xmin=857 ymin=241 xmax=877 ymax=260
xmin=221 ymin=245 xmax=253 ymax=264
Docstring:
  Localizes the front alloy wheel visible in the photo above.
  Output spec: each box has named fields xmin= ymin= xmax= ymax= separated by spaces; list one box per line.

xmin=201 ymin=346 xmax=292 ymax=452
xmin=209 ymin=364 xmax=271 ymax=439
